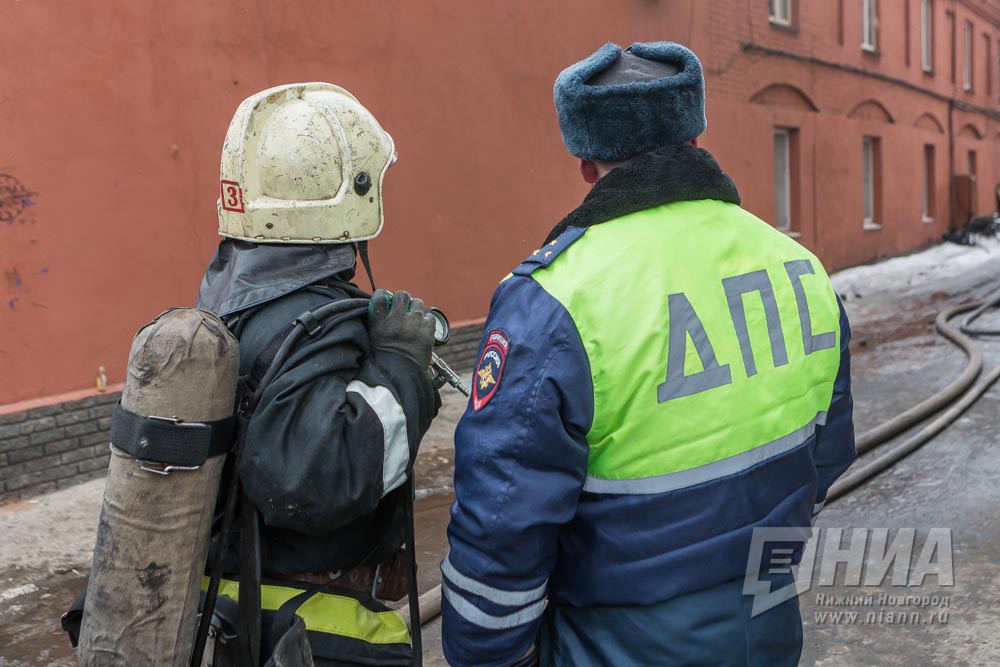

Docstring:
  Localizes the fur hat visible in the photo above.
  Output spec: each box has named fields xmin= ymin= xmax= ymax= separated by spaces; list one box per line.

xmin=553 ymin=42 xmax=706 ymax=161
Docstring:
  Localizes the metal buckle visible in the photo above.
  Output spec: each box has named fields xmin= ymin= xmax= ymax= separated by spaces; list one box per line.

xmin=138 ymin=460 xmax=202 ymax=476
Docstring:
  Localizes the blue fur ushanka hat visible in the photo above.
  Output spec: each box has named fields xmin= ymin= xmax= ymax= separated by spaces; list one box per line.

xmin=553 ymin=41 xmax=706 ymax=161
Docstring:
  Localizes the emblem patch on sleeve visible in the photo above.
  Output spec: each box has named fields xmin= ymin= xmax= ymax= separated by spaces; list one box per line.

xmin=472 ymin=329 xmax=510 ymax=412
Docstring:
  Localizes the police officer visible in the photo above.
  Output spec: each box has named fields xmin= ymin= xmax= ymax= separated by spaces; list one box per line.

xmin=197 ymin=83 xmax=439 ymax=665
xmin=441 ymin=43 xmax=856 ymax=666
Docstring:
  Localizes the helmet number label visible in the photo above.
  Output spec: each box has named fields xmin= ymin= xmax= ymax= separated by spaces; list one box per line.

xmin=220 ymin=180 xmax=245 ymax=213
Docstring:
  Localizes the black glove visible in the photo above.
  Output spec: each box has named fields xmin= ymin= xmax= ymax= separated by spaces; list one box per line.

xmin=368 ymin=289 xmax=436 ymax=369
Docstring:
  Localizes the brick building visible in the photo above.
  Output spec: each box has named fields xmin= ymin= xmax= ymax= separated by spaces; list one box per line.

xmin=2 ymin=1 xmax=999 ymax=500
xmin=696 ymin=0 xmax=1000 ymax=270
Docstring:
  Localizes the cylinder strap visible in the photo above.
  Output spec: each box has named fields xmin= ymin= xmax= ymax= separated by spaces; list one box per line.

xmin=110 ymin=402 xmax=235 ymax=468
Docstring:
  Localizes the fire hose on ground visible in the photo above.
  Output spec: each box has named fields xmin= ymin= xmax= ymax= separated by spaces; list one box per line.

xmin=404 ymin=289 xmax=1000 ymax=632
xmin=829 ymin=292 xmax=1000 ymax=500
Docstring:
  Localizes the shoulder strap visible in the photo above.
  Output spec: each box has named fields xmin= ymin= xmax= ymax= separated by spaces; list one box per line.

xmin=236 ymin=488 xmax=263 ymax=666
xmin=511 ymin=226 xmax=587 ymax=277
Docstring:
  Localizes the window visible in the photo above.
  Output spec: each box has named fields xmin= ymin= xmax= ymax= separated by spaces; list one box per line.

xmin=774 ymin=129 xmax=793 ymax=231
xmin=921 ymin=0 xmax=934 ymax=72
xmin=964 ymin=21 xmax=973 ymax=91
xmin=922 ymin=145 xmax=936 ymax=222
xmin=770 ymin=0 xmax=792 ymax=26
xmin=862 ymin=0 xmax=878 ymax=51
xmin=863 ymin=137 xmax=881 ymax=229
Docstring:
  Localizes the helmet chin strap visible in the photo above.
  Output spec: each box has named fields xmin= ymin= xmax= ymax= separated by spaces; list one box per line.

xmin=355 ymin=241 xmax=376 ymax=292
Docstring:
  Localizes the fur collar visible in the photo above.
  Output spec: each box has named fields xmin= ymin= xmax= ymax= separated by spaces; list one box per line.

xmin=545 ymin=144 xmax=741 ymax=244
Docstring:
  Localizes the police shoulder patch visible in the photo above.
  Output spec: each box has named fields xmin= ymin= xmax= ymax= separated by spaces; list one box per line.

xmin=472 ymin=329 xmax=510 ymax=412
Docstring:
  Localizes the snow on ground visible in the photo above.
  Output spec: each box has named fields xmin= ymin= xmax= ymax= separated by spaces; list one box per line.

xmin=831 ymin=238 xmax=999 ymax=302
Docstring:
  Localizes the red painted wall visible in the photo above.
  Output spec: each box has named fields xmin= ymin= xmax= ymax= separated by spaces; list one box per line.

xmin=2 ymin=0 xmax=998 ymax=407
xmin=0 ymin=1 xmax=688 ymax=405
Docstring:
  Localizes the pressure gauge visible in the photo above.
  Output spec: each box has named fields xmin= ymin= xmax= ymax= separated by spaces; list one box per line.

xmin=427 ymin=307 xmax=451 ymax=345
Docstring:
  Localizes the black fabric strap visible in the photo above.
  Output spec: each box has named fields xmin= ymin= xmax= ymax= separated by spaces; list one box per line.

xmin=237 ymin=489 xmax=263 ymax=667
xmin=403 ymin=475 xmax=422 ymax=667
xmin=110 ymin=402 xmax=235 ymax=467
xmin=271 ymin=581 xmax=327 ymax=641
xmin=357 ymin=241 xmax=376 ymax=291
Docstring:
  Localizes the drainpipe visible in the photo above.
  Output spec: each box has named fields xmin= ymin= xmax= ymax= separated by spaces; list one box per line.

xmin=948 ymin=98 xmax=956 ymax=231
xmin=948 ymin=1 xmax=957 ymax=231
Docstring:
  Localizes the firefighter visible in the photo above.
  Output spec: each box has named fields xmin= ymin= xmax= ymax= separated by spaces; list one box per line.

xmin=197 ymin=83 xmax=439 ymax=665
xmin=441 ymin=42 xmax=856 ymax=665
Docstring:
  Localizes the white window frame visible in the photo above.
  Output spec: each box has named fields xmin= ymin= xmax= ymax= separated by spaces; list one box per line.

xmin=774 ymin=129 xmax=792 ymax=232
xmin=921 ymin=0 xmax=934 ymax=72
xmin=862 ymin=137 xmax=880 ymax=230
xmin=862 ymin=0 xmax=878 ymax=52
xmin=922 ymin=145 xmax=935 ymax=223
xmin=770 ymin=0 xmax=792 ymax=26
xmin=964 ymin=21 xmax=973 ymax=91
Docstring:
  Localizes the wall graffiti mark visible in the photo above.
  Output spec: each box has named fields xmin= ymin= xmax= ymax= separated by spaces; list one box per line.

xmin=0 ymin=173 xmax=47 ymax=316
xmin=2 ymin=264 xmax=49 ymax=314
xmin=5 ymin=267 xmax=22 ymax=290
xmin=0 ymin=174 xmax=37 ymax=225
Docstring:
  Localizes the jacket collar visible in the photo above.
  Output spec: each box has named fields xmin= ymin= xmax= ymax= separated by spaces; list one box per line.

xmin=545 ymin=144 xmax=741 ymax=244
xmin=196 ymin=239 xmax=357 ymax=317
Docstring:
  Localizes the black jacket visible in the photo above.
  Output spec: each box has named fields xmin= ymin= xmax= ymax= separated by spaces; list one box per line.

xmin=198 ymin=241 xmax=439 ymax=575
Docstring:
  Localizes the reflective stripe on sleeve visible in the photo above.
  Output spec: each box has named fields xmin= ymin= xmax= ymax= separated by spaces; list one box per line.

xmin=583 ymin=411 xmax=827 ymax=495
xmin=441 ymin=555 xmax=547 ymax=607
xmin=442 ymin=581 xmax=547 ymax=631
xmin=346 ymin=380 xmax=410 ymax=496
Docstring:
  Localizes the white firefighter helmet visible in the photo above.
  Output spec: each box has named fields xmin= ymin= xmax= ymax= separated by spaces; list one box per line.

xmin=217 ymin=82 xmax=396 ymax=244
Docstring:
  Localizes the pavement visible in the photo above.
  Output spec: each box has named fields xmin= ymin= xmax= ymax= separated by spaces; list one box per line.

xmin=799 ymin=240 xmax=1000 ymax=666
xmin=1 ymin=239 xmax=999 ymax=666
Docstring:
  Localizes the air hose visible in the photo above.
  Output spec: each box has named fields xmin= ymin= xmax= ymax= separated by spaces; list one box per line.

xmin=960 ymin=289 xmax=1000 ymax=337
xmin=829 ymin=293 xmax=1000 ymax=501
xmin=854 ymin=302 xmax=984 ymax=455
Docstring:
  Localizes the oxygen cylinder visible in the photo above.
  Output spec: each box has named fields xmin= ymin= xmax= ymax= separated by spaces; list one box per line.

xmin=78 ymin=309 xmax=239 ymax=666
